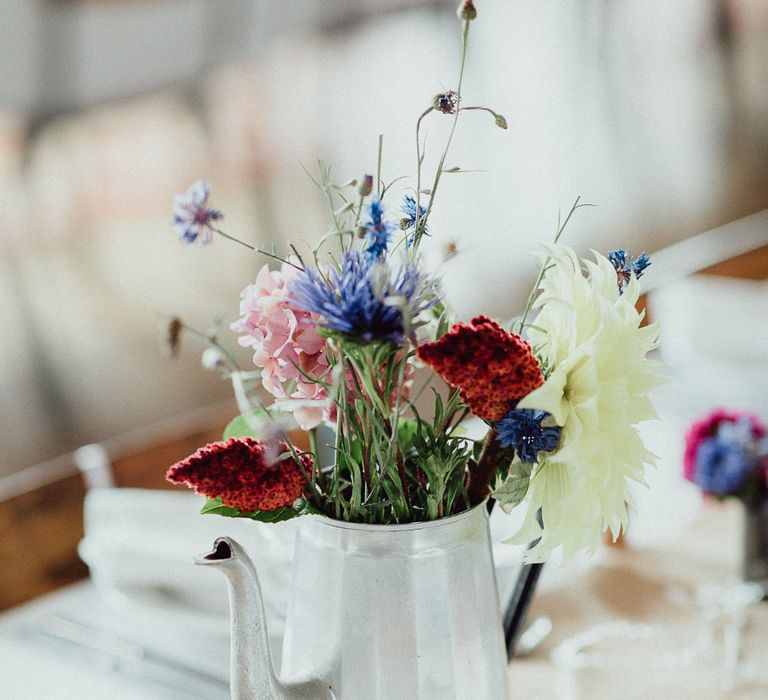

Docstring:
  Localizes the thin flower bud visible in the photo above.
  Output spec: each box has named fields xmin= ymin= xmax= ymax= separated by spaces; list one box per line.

xmin=358 ymin=174 xmax=374 ymax=197
xmin=201 ymin=347 xmax=227 ymax=371
xmin=164 ymin=316 xmax=183 ymax=357
xmin=356 ymin=225 xmax=367 ymax=239
xmin=457 ymin=0 xmax=477 ymax=21
xmin=494 ymin=114 xmax=508 ymax=129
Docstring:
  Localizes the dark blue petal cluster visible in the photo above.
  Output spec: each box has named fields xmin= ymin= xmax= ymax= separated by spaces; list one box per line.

xmin=496 ymin=409 xmax=561 ymax=464
xmin=289 ymin=251 xmax=439 ymax=346
xmin=607 ymin=249 xmax=651 ymax=293
xmin=363 ymin=198 xmax=396 ymax=262
xmin=401 ymin=195 xmax=429 ymax=242
xmin=632 ymin=252 xmax=651 ymax=276
xmin=693 ymin=437 xmax=753 ymax=496
xmin=172 ymin=180 xmax=223 ymax=246
xmin=433 ymin=90 xmax=458 ymax=115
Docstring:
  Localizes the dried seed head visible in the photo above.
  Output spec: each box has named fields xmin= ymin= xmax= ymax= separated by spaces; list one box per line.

xmin=358 ymin=174 xmax=374 ymax=197
xmin=444 ymin=241 xmax=459 ymax=261
xmin=164 ymin=316 xmax=183 ymax=357
xmin=457 ymin=0 xmax=477 ymax=21
xmin=432 ymin=90 xmax=459 ymax=115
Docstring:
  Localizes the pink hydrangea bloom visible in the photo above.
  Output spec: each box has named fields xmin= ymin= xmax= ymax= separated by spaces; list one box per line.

xmin=231 ymin=260 xmax=331 ymax=430
xmin=231 ymin=259 xmax=417 ymax=429
xmin=683 ymin=409 xmax=767 ymax=482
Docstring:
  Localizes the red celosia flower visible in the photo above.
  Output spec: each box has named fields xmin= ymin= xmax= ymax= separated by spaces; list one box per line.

xmin=683 ymin=409 xmax=767 ymax=482
xmin=166 ymin=437 xmax=311 ymax=512
xmin=416 ymin=315 xmax=544 ymax=421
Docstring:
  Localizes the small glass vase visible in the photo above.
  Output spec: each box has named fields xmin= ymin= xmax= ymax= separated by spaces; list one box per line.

xmin=742 ymin=496 xmax=768 ymax=599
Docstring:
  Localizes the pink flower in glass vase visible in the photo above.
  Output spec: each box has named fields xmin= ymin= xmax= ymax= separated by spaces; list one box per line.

xmin=231 ymin=260 xmax=332 ymax=429
xmin=683 ymin=409 xmax=768 ymax=483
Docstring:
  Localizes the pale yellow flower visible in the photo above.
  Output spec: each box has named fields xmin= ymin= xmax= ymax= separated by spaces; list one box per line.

xmin=508 ymin=244 xmax=663 ymax=562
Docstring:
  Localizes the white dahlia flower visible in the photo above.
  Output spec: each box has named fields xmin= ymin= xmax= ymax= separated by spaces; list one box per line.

xmin=509 ymin=244 xmax=663 ymax=562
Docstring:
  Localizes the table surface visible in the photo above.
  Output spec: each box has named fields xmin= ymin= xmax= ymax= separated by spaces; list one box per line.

xmin=1 ymin=500 xmax=766 ymax=700
xmin=509 ymin=499 xmax=768 ymax=700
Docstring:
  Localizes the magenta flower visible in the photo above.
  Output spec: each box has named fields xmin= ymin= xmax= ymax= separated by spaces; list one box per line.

xmin=172 ymin=180 xmax=223 ymax=246
xmin=684 ymin=409 xmax=767 ymax=483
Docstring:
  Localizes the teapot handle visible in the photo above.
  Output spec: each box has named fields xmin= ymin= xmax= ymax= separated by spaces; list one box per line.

xmin=488 ymin=500 xmax=545 ymax=659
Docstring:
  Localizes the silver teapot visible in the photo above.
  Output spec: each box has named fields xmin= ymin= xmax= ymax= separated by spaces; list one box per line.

xmin=197 ymin=502 xmax=509 ymax=700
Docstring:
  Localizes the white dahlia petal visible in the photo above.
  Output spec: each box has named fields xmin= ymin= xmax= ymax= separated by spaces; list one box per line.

xmin=509 ymin=244 xmax=663 ymax=562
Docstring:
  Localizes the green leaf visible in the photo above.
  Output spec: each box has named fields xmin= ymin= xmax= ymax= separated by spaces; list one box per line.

xmin=426 ymin=495 xmax=439 ymax=520
xmin=432 ymin=388 xmax=444 ymax=432
xmin=200 ymin=497 xmax=242 ymax=517
xmin=222 ymin=414 xmax=265 ymax=440
xmin=200 ymin=496 xmax=305 ymax=523
xmin=244 ymin=507 xmax=300 ymax=523
xmin=336 ymin=438 xmax=363 ymax=468
xmin=397 ymin=419 xmax=419 ymax=450
xmin=492 ymin=462 xmax=533 ymax=510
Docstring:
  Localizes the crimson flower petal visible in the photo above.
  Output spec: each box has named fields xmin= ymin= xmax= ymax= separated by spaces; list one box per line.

xmin=166 ymin=437 xmax=310 ymax=512
xmin=417 ymin=315 xmax=543 ymax=421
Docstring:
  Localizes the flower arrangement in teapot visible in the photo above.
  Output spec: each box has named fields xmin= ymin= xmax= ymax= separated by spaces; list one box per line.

xmin=165 ymin=0 xmax=660 ymax=564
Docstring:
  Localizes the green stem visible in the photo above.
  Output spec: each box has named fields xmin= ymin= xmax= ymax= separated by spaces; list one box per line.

xmin=396 ymin=448 xmax=412 ymax=516
xmin=376 ymin=134 xmax=384 ymax=198
xmin=178 ymin=322 xmax=240 ymax=371
xmin=413 ymin=19 xmax=471 ymax=251
xmin=320 ymin=171 xmax=345 ymax=250
xmin=516 ymin=197 xmax=591 ymax=334
xmin=354 ymin=194 xmax=365 ymax=227
xmin=212 ymin=228 xmax=303 ymax=270
xmin=386 ymin=350 xmax=409 ymax=467
xmin=308 ymin=427 xmax=319 ymax=490
xmin=413 ymin=106 xmax=433 ymax=252
xmin=458 ymin=105 xmax=505 ymax=124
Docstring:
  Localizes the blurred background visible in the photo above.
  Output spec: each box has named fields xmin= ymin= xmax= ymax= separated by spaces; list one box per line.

xmin=1 ymin=0 xmax=767 ymax=481
xmin=0 ymin=0 xmax=767 ymax=696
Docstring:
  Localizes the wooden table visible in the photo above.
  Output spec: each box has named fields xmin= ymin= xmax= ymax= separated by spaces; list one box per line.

xmin=2 ymin=502 xmax=766 ymax=699
xmin=508 ymin=500 xmax=768 ymax=699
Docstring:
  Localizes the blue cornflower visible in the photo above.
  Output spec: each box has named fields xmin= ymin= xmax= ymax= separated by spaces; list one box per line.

xmin=693 ymin=436 xmax=753 ymax=496
xmin=289 ymin=251 xmax=439 ymax=345
xmin=363 ymin=198 xmax=396 ymax=262
xmin=607 ymin=249 xmax=651 ymax=293
xmin=401 ymin=195 xmax=429 ymax=241
xmin=496 ymin=409 xmax=562 ymax=464
xmin=172 ymin=180 xmax=223 ymax=246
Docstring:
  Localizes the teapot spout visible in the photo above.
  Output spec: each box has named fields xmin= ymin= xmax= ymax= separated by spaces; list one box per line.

xmin=196 ymin=537 xmax=334 ymax=700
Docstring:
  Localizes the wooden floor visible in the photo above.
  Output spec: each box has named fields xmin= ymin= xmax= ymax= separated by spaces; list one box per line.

xmin=0 ymin=418 xmax=228 ymax=611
